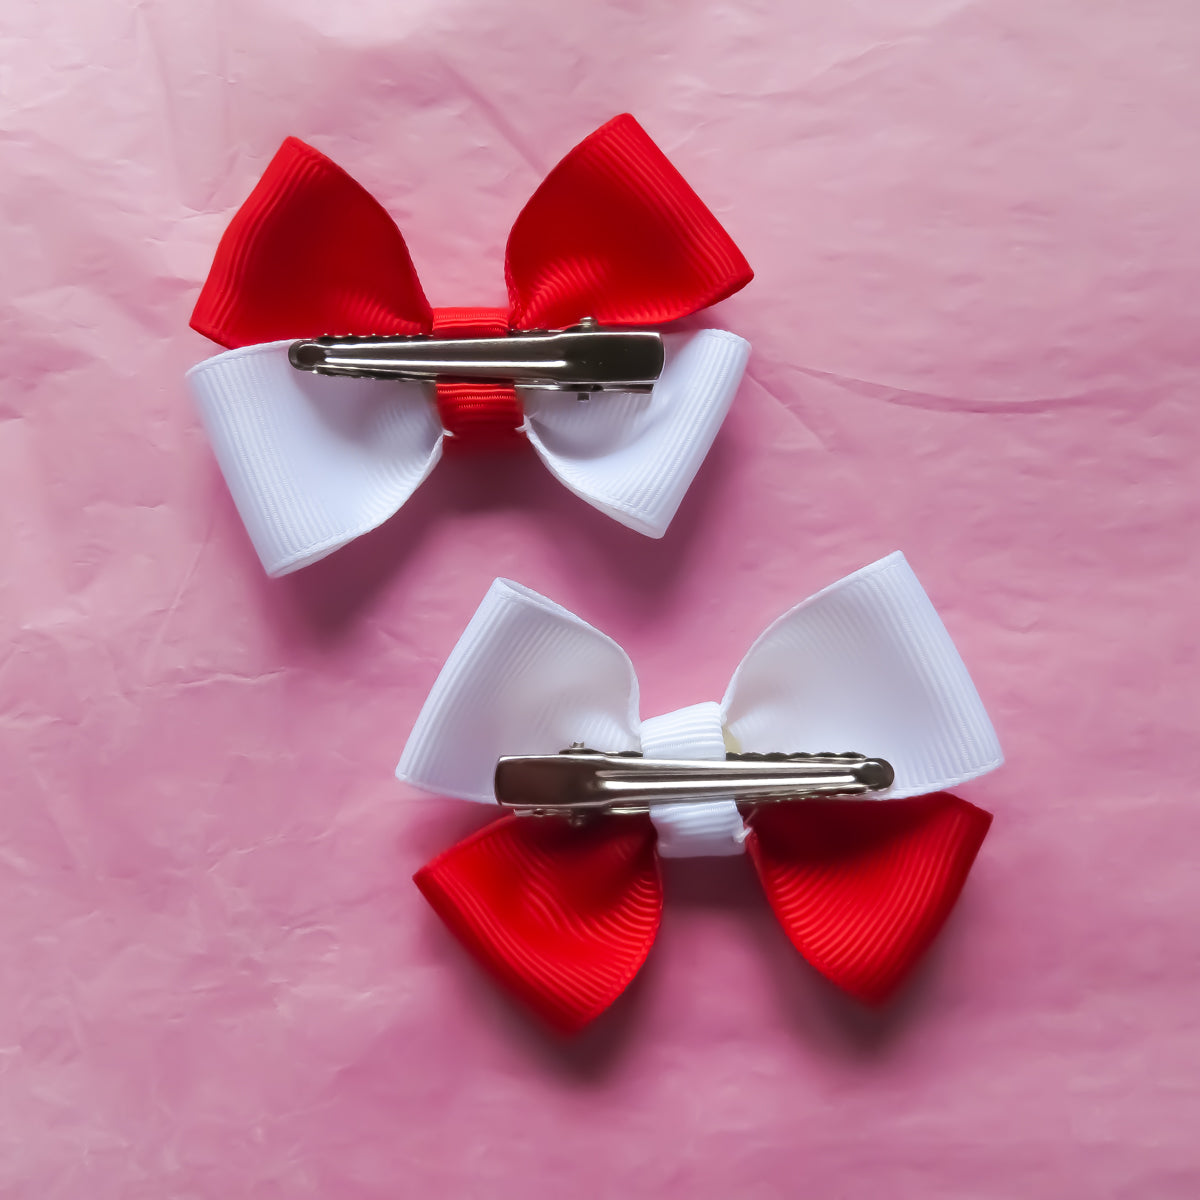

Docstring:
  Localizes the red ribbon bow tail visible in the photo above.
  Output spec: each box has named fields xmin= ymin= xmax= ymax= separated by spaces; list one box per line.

xmin=414 ymin=814 xmax=663 ymax=1033
xmin=190 ymin=136 xmax=433 ymax=349
xmin=745 ymin=793 xmax=994 ymax=1005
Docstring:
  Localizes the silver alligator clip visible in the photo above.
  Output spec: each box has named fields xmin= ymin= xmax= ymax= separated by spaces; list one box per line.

xmin=288 ymin=317 xmax=664 ymax=393
xmin=494 ymin=747 xmax=895 ymax=818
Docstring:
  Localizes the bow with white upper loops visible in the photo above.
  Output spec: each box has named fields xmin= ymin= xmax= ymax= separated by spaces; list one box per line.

xmin=397 ymin=553 xmax=1003 ymax=1032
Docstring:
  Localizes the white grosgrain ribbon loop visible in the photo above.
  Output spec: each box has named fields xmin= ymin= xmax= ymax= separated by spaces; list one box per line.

xmin=186 ymin=329 xmax=750 ymax=576
xmin=396 ymin=553 xmax=1004 ymax=859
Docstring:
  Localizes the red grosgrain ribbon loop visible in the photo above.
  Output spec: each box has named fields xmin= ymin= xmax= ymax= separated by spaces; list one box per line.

xmin=414 ymin=813 xmax=662 ymax=1033
xmin=430 ymin=307 xmax=524 ymax=451
xmin=745 ymin=793 xmax=993 ymax=1005
xmin=190 ymin=114 xmax=751 ymax=351
xmin=191 ymin=136 xmax=432 ymax=348
xmin=418 ymin=795 xmax=991 ymax=1029
xmin=505 ymin=114 xmax=753 ymax=328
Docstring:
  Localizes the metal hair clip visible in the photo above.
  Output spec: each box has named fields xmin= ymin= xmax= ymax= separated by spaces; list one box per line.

xmin=495 ymin=747 xmax=895 ymax=819
xmin=288 ymin=318 xmax=664 ymax=393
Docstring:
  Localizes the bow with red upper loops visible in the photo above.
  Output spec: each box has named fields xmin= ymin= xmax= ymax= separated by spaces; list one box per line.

xmin=185 ymin=116 xmax=755 ymax=575
xmin=191 ymin=114 xmax=752 ymax=449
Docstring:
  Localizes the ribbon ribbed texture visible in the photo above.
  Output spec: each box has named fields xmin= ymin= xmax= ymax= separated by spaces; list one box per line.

xmin=430 ymin=307 xmax=523 ymax=450
xmin=746 ymin=793 xmax=993 ymax=1004
xmin=399 ymin=554 xmax=1002 ymax=811
xmin=722 ymin=553 xmax=1004 ymax=796
xmin=640 ymin=702 xmax=746 ymax=857
xmin=397 ymin=579 xmax=641 ymax=802
xmin=415 ymin=814 xmax=661 ymax=1033
xmin=399 ymin=556 xmax=1003 ymax=1030
xmin=185 ymin=116 xmax=753 ymax=569
xmin=192 ymin=116 xmax=751 ymax=350
xmin=506 ymin=114 xmax=753 ymax=328
xmin=189 ymin=331 xmax=747 ymax=575
xmin=523 ymin=330 xmax=749 ymax=536
xmin=187 ymin=341 xmax=443 ymax=574
xmin=191 ymin=136 xmax=432 ymax=348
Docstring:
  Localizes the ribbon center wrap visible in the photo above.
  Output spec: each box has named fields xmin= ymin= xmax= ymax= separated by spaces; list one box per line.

xmin=640 ymin=702 xmax=747 ymax=857
xmin=430 ymin=307 xmax=525 ymax=451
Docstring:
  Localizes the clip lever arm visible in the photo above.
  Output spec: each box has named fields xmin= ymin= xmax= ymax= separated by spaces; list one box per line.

xmin=495 ymin=750 xmax=895 ymax=817
xmin=289 ymin=321 xmax=665 ymax=392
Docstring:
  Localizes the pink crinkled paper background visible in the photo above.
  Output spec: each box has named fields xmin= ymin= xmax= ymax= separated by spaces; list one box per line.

xmin=2 ymin=1 xmax=1199 ymax=1196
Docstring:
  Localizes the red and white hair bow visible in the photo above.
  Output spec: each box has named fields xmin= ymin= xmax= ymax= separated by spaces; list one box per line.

xmin=397 ymin=553 xmax=1003 ymax=1032
xmin=185 ymin=115 xmax=753 ymax=576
